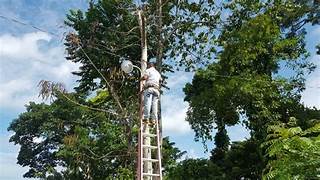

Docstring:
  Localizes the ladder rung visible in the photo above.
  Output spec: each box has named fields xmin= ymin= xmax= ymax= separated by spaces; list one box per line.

xmin=142 ymin=158 xmax=159 ymax=162
xmin=143 ymin=173 xmax=160 ymax=177
xmin=142 ymin=145 xmax=158 ymax=149
xmin=142 ymin=133 xmax=157 ymax=137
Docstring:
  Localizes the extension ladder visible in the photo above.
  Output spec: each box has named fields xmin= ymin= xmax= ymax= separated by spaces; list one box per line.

xmin=137 ymin=119 xmax=162 ymax=180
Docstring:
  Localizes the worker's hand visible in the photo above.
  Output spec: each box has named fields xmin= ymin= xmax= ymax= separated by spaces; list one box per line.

xmin=141 ymin=75 xmax=148 ymax=81
xmin=137 ymin=90 xmax=144 ymax=96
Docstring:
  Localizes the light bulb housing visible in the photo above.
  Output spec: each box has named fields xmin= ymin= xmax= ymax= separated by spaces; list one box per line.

xmin=121 ymin=60 xmax=134 ymax=73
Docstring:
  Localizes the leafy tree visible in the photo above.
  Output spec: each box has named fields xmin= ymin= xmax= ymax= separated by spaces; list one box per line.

xmin=9 ymin=91 xmax=186 ymax=178
xmin=222 ymin=140 xmax=264 ymax=179
xmin=64 ymin=0 xmax=141 ymax=112
xmin=8 ymin=0 xmax=204 ymax=178
xmin=165 ymin=159 xmax=223 ymax=180
xmin=164 ymin=1 xmax=221 ymax=70
xmin=183 ymin=0 xmax=320 ymax=178
xmin=8 ymin=92 xmax=134 ymax=179
xmin=184 ymin=1 xmax=319 ymax=144
xmin=262 ymin=118 xmax=320 ymax=179
xmin=8 ymin=0 xmax=320 ymax=178
xmin=161 ymin=136 xmax=187 ymax=175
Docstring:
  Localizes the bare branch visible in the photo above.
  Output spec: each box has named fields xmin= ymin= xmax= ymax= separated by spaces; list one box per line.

xmin=96 ymin=41 xmax=140 ymax=52
xmin=107 ymin=26 xmax=139 ymax=35
xmin=83 ymin=148 xmax=136 ymax=160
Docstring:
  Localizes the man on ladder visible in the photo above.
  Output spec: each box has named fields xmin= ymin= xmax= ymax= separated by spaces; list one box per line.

xmin=140 ymin=61 xmax=163 ymax=180
xmin=141 ymin=62 xmax=162 ymax=125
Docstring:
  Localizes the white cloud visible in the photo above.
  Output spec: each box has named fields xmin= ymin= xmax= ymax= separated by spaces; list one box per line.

xmin=227 ymin=124 xmax=250 ymax=142
xmin=0 ymin=78 xmax=38 ymax=109
xmin=185 ymin=149 xmax=199 ymax=159
xmin=0 ymin=32 xmax=79 ymax=111
xmin=166 ymin=71 xmax=192 ymax=88
xmin=0 ymin=152 xmax=31 ymax=180
xmin=162 ymin=99 xmax=191 ymax=135
xmin=161 ymin=72 xmax=193 ymax=135
xmin=0 ymin=135 xmax=37 ymax=180
xmin=0 ymin=32 xmax=51 ymax=60
xmin=301 ymin=55 xmax=320 ymax=108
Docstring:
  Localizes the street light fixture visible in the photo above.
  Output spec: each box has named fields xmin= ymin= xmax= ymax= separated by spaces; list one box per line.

xmin=121 ymin=60 xmax=142 ymax=75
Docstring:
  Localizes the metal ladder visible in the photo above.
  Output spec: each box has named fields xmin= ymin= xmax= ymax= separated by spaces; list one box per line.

xmin=137 ymin=119 xmax=162 ymax=180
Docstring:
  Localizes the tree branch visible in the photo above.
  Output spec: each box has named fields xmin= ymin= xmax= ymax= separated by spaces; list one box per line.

xmin=79 ymin=46 xmax=124 ymax=112
xmin=38 ymin=80 xmax=118 ymax=115
xmin=107 ymin=26 xmax=140 ymax=35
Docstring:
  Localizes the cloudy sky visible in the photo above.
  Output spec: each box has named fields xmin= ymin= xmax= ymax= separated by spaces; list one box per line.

xmin=0 ymin=0 xmax=319 ymax=179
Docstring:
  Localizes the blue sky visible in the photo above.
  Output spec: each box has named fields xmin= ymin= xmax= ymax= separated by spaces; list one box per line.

xmin=0 ymin=0 xmax=319 ymax=179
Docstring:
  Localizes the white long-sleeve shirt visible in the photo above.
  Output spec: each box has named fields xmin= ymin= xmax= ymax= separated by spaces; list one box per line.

xmin=144 ymin=67 xmax=161 ymax=87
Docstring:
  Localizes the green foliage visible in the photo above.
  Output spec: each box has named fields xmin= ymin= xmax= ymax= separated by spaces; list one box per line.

xmin=184 ymin=0 xmax=319 ymax=147
xmin=64 ymin=0 xmax=183 ymax=96
xmin=166 ymin=1 xmax=220 ymax=70
xmin=8 ymin=0 xmax=320 ymax=179
xmin=65 ymin=0 xmax=141 ymax=113
xmin=8 ymin=95 xmax=187 ymax=178
xmin=262 ymin=118 xmax=320 ymax=179
xmin=162 ymin=136 xmax=187 ymax=174
xmin=88 ymin=89 xmax=110 ymax=105
xmin=8 ymin=94 xmax=134 ymax=178
xmin=183 ymin=0 xmax=320 ymax=178
xmin=222 ymin=140 xmax=265 ymax=179
xmin=165 ymin=159 xmax=223 ymax=180
xmin=167 ymin=140 xmax=265 ymax=180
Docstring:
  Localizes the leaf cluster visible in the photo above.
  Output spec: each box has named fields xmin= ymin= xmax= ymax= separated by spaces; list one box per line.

xmin=262 ymin=118 xmax=320 ymax=179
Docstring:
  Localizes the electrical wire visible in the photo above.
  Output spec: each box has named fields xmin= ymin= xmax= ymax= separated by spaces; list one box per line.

xmin=0 ymin=14 xmax=60 ymax=38
xmin=205 ymin=74 xmax=320 ymax=89
xmin=0 ymin=13 xmax=319 ymax=90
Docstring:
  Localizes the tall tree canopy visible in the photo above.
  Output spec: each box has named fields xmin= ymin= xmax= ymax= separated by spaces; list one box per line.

xmin=8 ymin=0 xmax=320 ymax=179
xmin=8 ymin=93 xmax=134 ymax=179
xmin=8 ymin=0 xmax=188 ymax=178
xmin=185 ymin=0 xmax=320 ymax=143
xmin=183 ymin=0 xmax=320 ymax=178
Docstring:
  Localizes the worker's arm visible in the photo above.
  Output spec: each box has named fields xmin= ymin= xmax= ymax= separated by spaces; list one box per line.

xmin=141 ymin=74 xmax=148 ymax=81
xmin=138 ymin=74 xmax=148 ymax=95
xmin=141 ymin=69 xmax=149 ymax=81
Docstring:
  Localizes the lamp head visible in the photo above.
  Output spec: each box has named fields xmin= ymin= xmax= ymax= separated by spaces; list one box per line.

xmin=121 ymin=60 xmax=134 ymax=73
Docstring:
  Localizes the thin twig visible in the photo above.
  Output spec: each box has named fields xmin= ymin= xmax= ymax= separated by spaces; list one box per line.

xmin=97 ymin=41 xmax=140 ymax=52
xmin=84 ymin=147 xmax=136 ymax=160
xmin=107 ymin=26 xmax=139 ymax=35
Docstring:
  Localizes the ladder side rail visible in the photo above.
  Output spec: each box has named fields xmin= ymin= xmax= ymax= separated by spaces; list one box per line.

xmin=156 ymin=119 xmax=163 ymax=180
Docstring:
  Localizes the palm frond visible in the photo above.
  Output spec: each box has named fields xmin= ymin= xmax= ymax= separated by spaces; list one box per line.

xmin=38 ymin=80 xmax=67 ymax=101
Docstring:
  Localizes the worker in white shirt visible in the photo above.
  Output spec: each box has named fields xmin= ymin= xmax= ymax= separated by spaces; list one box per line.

xmin=141 ymin=62 xmax=162 ymax=125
